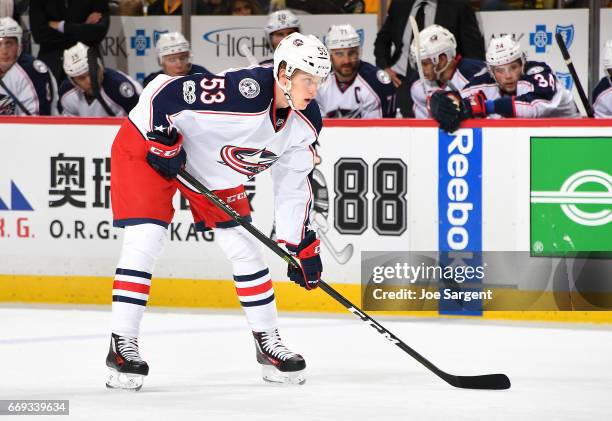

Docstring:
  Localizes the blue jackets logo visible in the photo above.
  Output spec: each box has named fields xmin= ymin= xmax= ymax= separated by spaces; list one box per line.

xmin=529 ymin=24 xmax=552 ymax=53
xmin=130 ymin=29 xmax=151 ymax=56
xmin=555 ymin=25 xmax=574 ymax=49
xmin=0 ymin=181 xmax=34 ymax=211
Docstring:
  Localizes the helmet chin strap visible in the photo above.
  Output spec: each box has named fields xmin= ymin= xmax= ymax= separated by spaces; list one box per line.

xmin=280 ymin=78 xmax=297 ymax=110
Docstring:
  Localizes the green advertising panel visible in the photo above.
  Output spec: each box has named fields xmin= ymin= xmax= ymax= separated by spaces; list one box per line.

xmin=531 ymin=137 xmax=612 ymax=256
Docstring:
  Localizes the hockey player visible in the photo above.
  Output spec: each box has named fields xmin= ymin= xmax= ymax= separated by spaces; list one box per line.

xmin=106 ymin=32 xmax=331 ymax=390
xmin=430 ymin=35 xmax=579 ymax=132
xmin=58 ymin=42 xmax=142 ymax=117
xmin=142 ymin=32 xmax=210 ymax=88
xmin=593 ymin=40 xmax=612 ymax=118
xmin=316 ymin=24 xmax=396 ymax=118
xmin=408 ymin=25 xmax=485 ymax=119
xmin=260 ymin=9 xmax=300 ymax=66
xmin=0 ymin=17 xmax=57 ymax=116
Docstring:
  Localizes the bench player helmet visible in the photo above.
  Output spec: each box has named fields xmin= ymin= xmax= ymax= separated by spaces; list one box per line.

xmin=0 ymin=17 xmax=23 ymax=55
xmin=325 ymin=24 xmax=361 ymax=51
xmin=486 ymin=35 xmax=525 ymax=73
xmin=409 ymin=24 xmax=456 ymax=79
xmin=264 ymin=10 xmax=300 ymax=49
xmin=156 ymin=32 xmax=191 ymax=66
xmin=63 ymin=42 xmax=91 ymax=78
xmin=273 ymin=32 xmax=331 ymax=109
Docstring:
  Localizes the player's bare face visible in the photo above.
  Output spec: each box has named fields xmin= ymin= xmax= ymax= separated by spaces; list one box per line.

xmin=421 ymin=58 xmax=436 ymax=81
xmin=290 ymin=71 xmax=323 ymax=110
xmin=330 ymin=47 xmax=360 ymax=80
xmin=161 ymin=52 xmax=191 ymax=76
xmin=492 ymin=59 xmax=523 ymax=94
xmin=73 ymin=69 xmax=103 ymax=97
xmin=0 ymin=37 xmax=18 ymax=73
xmin=270 ymin=28 xmax=298 ymax=51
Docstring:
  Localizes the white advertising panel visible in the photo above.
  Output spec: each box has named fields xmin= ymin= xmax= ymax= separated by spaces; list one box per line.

xmin=1 ymin=119 xmax=611 ymax=286
xmin=600 ymin=9 xmax=612 ymax=80
xmin=99 ymin=15 xmax=376 ymax=86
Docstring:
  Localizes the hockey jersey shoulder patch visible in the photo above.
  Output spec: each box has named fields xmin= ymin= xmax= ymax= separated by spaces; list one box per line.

xmin=238 ymin=77 xmax=260 ymax=99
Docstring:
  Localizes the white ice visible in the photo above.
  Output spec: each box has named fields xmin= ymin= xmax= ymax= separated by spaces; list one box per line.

xmin=1 ymin=306 xmax=611 ymax=421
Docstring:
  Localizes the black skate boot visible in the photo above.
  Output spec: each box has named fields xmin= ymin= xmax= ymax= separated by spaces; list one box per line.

xmin=105 ymin=333 xmax=149 ymax=391
xmin=253 ymin=329 xmax=306 ymax=385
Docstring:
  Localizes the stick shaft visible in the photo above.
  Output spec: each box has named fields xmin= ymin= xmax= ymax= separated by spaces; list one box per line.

xmin=555 ymin=33 xmax=594 ymax=118
xmin=177 ymin=169 xmax=510 ymax=390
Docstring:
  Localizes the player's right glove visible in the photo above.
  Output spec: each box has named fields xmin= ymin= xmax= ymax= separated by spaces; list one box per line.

xmin=286 ymin=230 xmax=322 ymax=290
xmin=429 ymin=90 xmax=470 ymax=133
xmin=145 ymin=126 xmax=187 ymax=179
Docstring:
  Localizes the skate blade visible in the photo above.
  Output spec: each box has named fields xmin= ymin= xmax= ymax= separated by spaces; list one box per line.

xmin=261 ymin=365 xmax=306 ymax=385
xmin=106 ymin=368 xmax=145 ymax=391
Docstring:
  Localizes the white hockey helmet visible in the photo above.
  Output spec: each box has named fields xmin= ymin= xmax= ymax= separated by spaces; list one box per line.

xmin=63 ymin=42 xmax=91 ymax=78
xmin=264 ymin=10 xmax=300 ymax=39
xmin=156 ymin=32 xmax=191 ymax=65
xmin=325 ymin=24 xmax=361 ymax=50
xmin=486 ymin=35 xmax=525 ymax=69
xmin=273 ymin=32 xmax=331 ymax=109
xmin=410 ymin=24 xmax=456 ymax=78
xmin=603 ymin=40 xmax=612 ymax=71
xmin=0 ymin=17 xmax=23 ymax=53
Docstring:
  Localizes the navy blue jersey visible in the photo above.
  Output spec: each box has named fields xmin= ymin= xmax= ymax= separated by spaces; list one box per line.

xmin=128 ymin=65 xmax=322 ymax=244
xmin=0 ymin=53 xmax=57 ymax=115
xmin=462 ymin=61 xmax=578 ymax=118
xmin=58 ymin=68 xmax=142 ymax=117
xmin=143 ymin=64 xmax=210 ymax=88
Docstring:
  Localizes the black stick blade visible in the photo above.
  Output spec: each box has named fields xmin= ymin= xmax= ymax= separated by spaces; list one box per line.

xmin=442 ymin=373 xmax=511 ymax=390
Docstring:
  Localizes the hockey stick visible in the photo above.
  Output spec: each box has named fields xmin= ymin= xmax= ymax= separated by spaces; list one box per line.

xmin=0 ymin=78 xmax=32 ymax=115
xmin=238 ymin=42 xmax=259 ymax=67
xmin=555 ymin=33 xmax=594 ymax=118
xmin=410 ymin=16 xmax=460 ymax=94
xmin=178 ymin=169 xmax=511 ymax=390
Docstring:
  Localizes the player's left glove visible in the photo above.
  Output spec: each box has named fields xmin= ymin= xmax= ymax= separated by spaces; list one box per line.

xmin=429 ymin=90 xmax=466 ymax=133
xmin=145 ymin=126 xmax=187 ymax=179
xmin=287 ymin=230 xmax=322 ymax=290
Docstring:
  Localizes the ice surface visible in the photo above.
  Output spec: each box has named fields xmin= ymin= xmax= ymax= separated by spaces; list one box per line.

xmin=1 ymin=306 xmax=611 ymax=421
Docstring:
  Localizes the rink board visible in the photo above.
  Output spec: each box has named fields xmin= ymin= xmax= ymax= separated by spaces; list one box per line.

xmin=0 ymin=117 xmax=611 ymax=322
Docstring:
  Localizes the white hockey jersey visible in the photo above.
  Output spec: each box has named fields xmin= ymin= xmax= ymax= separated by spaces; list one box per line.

xmin=316 ymin=61 xmax=396 ymax=118
xmin=410 ymin=57 xmax=486 ymax=118
xmin=128 ymin=66 xmax=320 ymax=245
xmin=592 ymin=76 xmax=612 ymax=118
xmin=0 ymin=53 xmax=57 ymax=115
xmin=461 ymin=61 xmax=579 ymax=118
xmin=58 ymin=68 xmax=142 ymax=117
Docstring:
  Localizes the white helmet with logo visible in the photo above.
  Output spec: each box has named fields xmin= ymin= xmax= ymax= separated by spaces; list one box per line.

xmin=603 ymin=40 xmax=612 ymax=72
xmin=273 ymin=32 xmax=331 ymax=109
xmin=264 ymin=10 xmax=300 ymax=40
xmin=325 ymin=24 xmax=361 ymax=50
xmin=156 ymin=32 xmax=191 ymax=65
xmin=63 ymin=42 xmax=91 ymax=78
xmin=0 ymin=17 xmax=23 ymax=53
xmin=486 ymin=35 xmax=525 ymax=69
xmin=410 ymin=25 xmax=456 ymax=65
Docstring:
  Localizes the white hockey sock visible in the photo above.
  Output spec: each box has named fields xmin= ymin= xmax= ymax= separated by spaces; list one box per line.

xmin=111 ymin=224 xmax=167 ymax=338
xmin=216 ymin=226 xmax=279 ymax=332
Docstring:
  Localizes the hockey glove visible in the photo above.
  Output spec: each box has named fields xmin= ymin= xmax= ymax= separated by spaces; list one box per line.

xmin=145 ymin=126 xmax=187 ymax=179
xmin=287 ymin=230 xmax=322 ymax=290
xmin=464 ymin=91 xmax=488 ymax=118
xmin=429 ymin=90 xmax=465 ymax=133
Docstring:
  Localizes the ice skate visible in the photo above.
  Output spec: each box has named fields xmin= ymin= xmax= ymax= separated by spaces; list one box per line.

xmin=105 ymin=333 xmax=149 ymax=391
xmin=253 ymin=329 xmax=306 ymax=385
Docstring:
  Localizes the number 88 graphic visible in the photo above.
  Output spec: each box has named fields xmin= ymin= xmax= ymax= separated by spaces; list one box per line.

xmin=333 ymin=158 xmax=407 ymax=236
